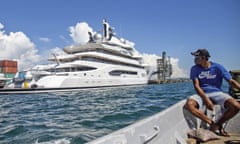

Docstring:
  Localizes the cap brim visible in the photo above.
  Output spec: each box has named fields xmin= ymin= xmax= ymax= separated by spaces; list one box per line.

xmin=191 ymin=52 xmax=199 ymax=56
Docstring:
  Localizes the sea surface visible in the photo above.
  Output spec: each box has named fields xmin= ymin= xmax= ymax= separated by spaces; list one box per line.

xmin=0 ymin=82 xmax=229 ymax=144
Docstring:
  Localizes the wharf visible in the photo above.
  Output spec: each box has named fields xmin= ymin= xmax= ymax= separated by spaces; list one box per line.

xmin=148 ymin=78 xmax=191 ymax=84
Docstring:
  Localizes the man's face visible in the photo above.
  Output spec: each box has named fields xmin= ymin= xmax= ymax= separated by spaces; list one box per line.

xmin=194 ymin=56 xmax=203 ymax=65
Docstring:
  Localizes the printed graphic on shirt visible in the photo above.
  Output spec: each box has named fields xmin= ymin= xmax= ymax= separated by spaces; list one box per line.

xmin=198 ymin=71 xmax=216 ymax=79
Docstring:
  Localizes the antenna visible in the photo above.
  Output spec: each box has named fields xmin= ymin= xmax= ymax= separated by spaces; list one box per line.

xmin=52 ymin=53 xmax=60 ymax=65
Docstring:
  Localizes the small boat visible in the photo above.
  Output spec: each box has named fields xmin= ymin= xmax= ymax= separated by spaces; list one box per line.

xmin=87 ymin=70 xmax=240 ymax=144
xmin=87 ymin=99 xmax=240 ymax=144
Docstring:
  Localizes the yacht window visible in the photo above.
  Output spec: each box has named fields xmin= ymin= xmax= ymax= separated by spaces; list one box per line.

xmin=81 ymin=56 xmax=144 ymax=69
xmin=109 ymin=70 xmax=137 ymax=76
xmin=48 ymin=66 xmax=96 ymax=72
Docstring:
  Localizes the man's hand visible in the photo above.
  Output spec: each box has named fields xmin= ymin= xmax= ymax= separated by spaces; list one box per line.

xmin=203 ymin=97 xmax=214 ymax=111
xmin=193 ymin=79 xmax=215 ymax=110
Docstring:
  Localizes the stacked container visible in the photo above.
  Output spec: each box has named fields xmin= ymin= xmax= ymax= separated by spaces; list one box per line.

xmin=0 ymin=60 xmax=18 ymax=80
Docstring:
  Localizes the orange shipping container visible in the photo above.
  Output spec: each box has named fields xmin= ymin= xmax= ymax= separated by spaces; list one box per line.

xmin=1 ymin=67 xmax=18 ymax=73
xmin=0 ymin=60 xmax=18 ymax=67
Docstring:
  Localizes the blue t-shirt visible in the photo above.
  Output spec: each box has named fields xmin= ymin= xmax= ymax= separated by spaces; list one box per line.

xmin=190 ymin=62 xmax=232 ymax=93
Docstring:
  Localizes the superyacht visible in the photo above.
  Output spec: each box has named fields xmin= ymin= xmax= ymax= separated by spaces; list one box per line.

xmin=2 ymin=19 xmax=148 ymax=93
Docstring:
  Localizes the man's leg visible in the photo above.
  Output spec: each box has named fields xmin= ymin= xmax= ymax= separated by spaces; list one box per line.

xmin=216 ymin=98 xmax=240 ymax=126
xmin=210 ymin=98 xmax=240 ymax=136
xmin=185 ymin=99 xmax=213 ymax=125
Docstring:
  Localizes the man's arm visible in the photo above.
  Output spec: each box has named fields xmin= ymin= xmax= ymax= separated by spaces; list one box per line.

xmin=229 ymin=79 xmax=240 ymax=90
xmin=193 ymin=79 xmax=214 ymax=110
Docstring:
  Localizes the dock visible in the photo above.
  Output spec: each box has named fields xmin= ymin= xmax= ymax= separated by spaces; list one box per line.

xmin=148 ymin=78 xmax=191 ymax=84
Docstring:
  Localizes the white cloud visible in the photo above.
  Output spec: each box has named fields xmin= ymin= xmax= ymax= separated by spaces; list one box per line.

xmin=50 ymin=47 xmax=66 ymax=55
xmin=170 ymin=58 xmax=188 ymax=78
xmin=0 ymin=23 xmax=4 ymax=30
xmin=141 ymin=53 xmax=160 ymax=67
xmin=0 ymin=23 xmax=41 ymax=71
xmin=69 ymin=22 xmax=93 ymax=45
xmin=39 ymin=37 xmax=50 ymax=42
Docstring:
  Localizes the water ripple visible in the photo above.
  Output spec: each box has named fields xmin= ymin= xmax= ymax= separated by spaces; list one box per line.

xmin=0 ymin=82 xmax=195 ymax=144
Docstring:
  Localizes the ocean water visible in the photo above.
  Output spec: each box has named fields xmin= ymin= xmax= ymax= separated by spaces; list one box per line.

xmin=0 ymin=82 xmax=228 ymax=144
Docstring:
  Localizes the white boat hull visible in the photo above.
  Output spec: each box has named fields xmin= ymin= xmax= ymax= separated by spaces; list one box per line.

xmin=87 ymin=99 xmax=240 ymax=144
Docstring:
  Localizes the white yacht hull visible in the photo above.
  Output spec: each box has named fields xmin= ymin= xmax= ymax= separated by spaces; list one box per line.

xmin=35 ymin=65 xmax=148 ymax=88
xmin=37 ymin=76 xmax=147 ymax=88
xmin=0 ymin=65 xmax=148 ymax=94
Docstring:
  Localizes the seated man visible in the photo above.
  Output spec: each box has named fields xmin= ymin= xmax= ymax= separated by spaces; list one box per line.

xmin=185 ymin=48 xmax=240 ymax=136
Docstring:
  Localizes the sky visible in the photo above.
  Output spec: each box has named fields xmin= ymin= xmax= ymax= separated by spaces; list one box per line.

xmin=0 ymin=0 xmax=239 ymax=78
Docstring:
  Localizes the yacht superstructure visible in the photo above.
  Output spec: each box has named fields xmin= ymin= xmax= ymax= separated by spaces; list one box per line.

xmin=5 ymin=19 xmax=148 ymax=90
